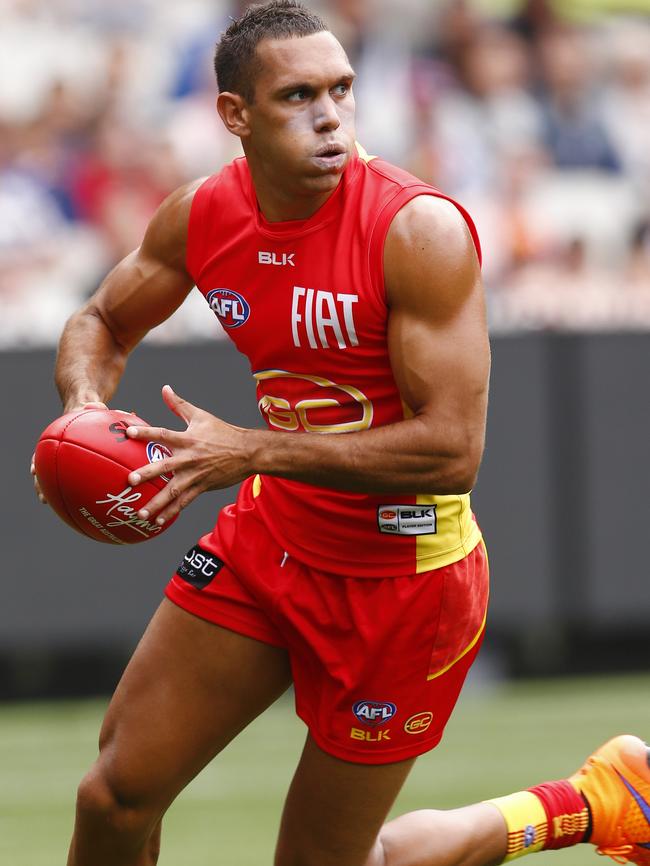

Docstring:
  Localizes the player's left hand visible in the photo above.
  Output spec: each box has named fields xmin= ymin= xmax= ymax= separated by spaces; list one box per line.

xmin=125 ymin=384 xmax=255 ymax=525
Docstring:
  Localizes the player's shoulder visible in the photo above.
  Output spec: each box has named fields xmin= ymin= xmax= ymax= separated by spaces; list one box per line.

xmin=388 ymin=193 xmax=475 ymax=254
xmin=154 ymin=154 xmax=247 ymax=231
xmin=384 ymin=191 xmax=483 ymax=311
xmin=140 ymin=157 xmax=249 ymax=271
xmin=381 ymin=174 xmax=482 ymax=309
xmin=370 ymin=165 xmax=481 ymax=268
xmin=140 ymin=178 xmax=207 ymax=271
xmin=149 ymin=177 xmax=205 ymax=230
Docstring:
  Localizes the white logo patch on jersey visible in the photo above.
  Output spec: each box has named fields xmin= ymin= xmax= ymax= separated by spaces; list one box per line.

xmin=259 ymin=251 xmax=295 ymax=267
xmin=377 ymin=505 xmax=438 ymax=536
xmin=291 ymin=286 xmax=358 ymax=350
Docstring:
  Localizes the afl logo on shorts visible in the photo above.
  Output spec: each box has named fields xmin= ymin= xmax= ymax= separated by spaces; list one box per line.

xmin=146 ymin=442 xmax=173 ymax=482
xmin=206 ymin=289 xmax=250 ymax=329
xmin=352 ymin=700 xmax=397 ymax=728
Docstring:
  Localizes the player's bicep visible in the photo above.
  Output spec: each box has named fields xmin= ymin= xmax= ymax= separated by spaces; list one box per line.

xmin=93 ymin=248 xmax=194 ymax=349
xmin=385 ymin=195 xmax=490 ymax=436
xmin=388 ymin=290 xmax=488 ymax=422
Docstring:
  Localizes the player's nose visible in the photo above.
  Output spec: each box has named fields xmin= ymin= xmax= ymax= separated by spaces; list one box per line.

xmin=313 ymin=95 xmax=341 ymax=132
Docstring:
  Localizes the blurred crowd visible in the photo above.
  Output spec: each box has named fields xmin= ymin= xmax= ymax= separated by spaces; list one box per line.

xmin=1 ymin=0 xmax=650 ymax=346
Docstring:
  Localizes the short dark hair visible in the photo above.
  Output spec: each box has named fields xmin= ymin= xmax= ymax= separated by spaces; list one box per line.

xmin=214 ymin=0 xmax=328 ymax=102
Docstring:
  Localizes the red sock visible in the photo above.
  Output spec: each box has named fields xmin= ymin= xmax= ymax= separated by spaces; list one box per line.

xmin=528 ymin=780 xmax=591 ymax=850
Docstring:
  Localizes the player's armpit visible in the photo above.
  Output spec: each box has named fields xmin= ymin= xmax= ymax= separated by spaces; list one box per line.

xmin=383 ymin=194 xmax=490 ymax=492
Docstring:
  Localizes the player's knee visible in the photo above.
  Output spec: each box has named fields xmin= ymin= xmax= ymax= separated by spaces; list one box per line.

xmin=75 ymin=766 xmax=157 ymax=839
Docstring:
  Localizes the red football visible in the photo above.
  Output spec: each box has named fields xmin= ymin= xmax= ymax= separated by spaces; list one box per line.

xmin=34 ymin=408 xmax=176 ymax=544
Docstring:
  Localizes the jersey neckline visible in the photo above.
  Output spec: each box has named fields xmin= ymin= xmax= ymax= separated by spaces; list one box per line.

xmin=243 ymin=153 xmax=362 ymax=240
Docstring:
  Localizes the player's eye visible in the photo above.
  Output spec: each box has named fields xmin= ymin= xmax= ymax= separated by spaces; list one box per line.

xmin=287 ymin=89 xmax=310 ymax=102
xmin=331 ymin=83 xmax=350 ymax=97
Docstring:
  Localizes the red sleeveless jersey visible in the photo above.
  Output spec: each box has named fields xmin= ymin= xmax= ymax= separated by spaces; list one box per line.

xmin=186 ymin=146 xmax=483 ymax=577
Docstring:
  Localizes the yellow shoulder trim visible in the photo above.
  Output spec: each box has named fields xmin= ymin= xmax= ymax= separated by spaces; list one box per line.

xmin=355 ymin=141 xmax=376 ymax=163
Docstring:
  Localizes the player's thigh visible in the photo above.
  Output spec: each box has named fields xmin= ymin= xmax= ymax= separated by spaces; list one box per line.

xmin=274 ymin=734 xmax=415 ymax=866
xmin=94 ymin=598 xmax=292 ymax=809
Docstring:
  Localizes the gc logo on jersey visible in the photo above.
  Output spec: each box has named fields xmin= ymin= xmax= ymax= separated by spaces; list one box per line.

xmin=352 ymin=700 xmax=397 ymax=727
xmin=206 ymin=289 xmax=250 ymax=329
xmin=255 ymin=369 xmax=373 ymax=434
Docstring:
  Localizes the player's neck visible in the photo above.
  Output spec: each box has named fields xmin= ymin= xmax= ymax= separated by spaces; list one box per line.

xmin=254 ymin=184 xmax=336 ymax=222
xmin=247 ymin=163 xmax=340 ymax=223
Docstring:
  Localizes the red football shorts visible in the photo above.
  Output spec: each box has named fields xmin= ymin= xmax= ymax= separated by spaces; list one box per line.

xmin=165 ymin=480 xmax=489 ymax=765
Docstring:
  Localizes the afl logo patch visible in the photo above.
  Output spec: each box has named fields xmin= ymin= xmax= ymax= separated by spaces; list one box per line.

xmin=352 ymin=700 xmax=397 ymax=727
xmin=146 ymin=441 xmax=173 ymax=482
xmin=207 ymin=289 xmax=250 ymax=329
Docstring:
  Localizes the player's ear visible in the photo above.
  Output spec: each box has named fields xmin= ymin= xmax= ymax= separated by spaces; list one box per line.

xmin=217 ymin=92 xmax=251 ymax=138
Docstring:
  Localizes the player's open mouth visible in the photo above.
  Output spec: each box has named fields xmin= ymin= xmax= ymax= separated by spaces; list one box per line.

xmin=312 ymin=144 xmax=348 ymax=171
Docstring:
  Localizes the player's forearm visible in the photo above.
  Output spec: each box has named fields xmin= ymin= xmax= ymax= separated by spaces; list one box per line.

xmin=55 ymin=305 xmax=131 ymax=412
xmin=250 ymin=414 xmax=484 ymax=494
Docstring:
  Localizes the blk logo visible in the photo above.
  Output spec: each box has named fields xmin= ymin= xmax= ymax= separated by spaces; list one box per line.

xmin=350 ymin=728 xmax=391 ymax=742
xmin=206 ymin=289 xmax=250 ymax=329
xmin=259 ymin=251 xmax=295 ymax=267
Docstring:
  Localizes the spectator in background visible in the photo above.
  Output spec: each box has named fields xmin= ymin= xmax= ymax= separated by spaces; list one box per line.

xmin=537 ymin=26 xmax=622 ymax=172
xmin=165 ymin=0 xmax=247 ymax=178
xmin=601 ymin=20 xmax=650 ymax=199
xmin=508 ymin=0 xmax=559 ymax=44
xmin=410 ymin=8 xmax=548 ymax=286
xmin=0 ymin=119 xmax=107 ymax=347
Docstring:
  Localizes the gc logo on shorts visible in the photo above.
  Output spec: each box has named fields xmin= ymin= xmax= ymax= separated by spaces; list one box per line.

xmin=404 ymin=711 xmax=434 ymax=734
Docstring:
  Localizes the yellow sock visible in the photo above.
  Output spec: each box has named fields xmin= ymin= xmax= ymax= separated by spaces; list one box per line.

xmin=487 ymin=779 xmax=590 ymax=861
xmin=486 ymin=791 xmax=548 ymax=860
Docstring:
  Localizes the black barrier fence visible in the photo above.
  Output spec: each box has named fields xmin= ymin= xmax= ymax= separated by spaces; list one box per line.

xmin=1 ymin=333 xmax=648 ymax=697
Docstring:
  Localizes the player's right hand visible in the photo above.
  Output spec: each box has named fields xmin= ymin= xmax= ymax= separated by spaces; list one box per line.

xmin=32 ymin=401 xmax=109 ymax=504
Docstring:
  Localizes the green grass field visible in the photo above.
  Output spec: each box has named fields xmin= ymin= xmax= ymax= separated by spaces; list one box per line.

xmin=1 ymin=672 xmax=648 ymax=866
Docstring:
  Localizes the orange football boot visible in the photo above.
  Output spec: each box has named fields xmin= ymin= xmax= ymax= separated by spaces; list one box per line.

xmin=570 ymin=735 xmax=650 ymax=865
